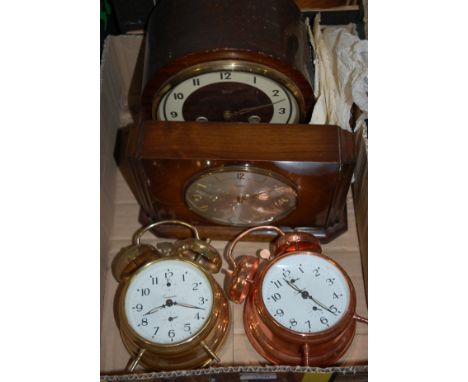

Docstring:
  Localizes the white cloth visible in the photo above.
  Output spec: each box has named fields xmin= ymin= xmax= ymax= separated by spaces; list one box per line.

xmin=308 ymin=15 xmax=368 ymax=133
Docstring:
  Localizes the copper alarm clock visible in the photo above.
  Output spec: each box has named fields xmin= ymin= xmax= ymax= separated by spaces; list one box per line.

xmin=141 ymin=0 xmax=314 ymax=123
xmin=112 ymin=220 xmax=230 ymax=371
xmin=225 ymin=226 xmax=368 ymax=366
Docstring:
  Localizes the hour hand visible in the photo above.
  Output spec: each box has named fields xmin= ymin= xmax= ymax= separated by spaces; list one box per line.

xmin=143 ymin=303 xmax=166 ymax=316
xmin=174 ymin=301 xmax=206 ymax=310
xmin=283 ymin=278 xmax=303 ymax=293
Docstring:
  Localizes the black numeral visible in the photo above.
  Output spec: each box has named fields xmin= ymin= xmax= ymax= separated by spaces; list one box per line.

xmin=134 ymin=304 xmax=143 ymax=312
xmin=279 ymin=107 xmax=286 ymax=114
xmin=271 ymin=293 xmax=281 ymax=302
xmin=329 ymin=305 xmax=339 ymax=313
xmin=165 ymin=271 xmax=174 ymax=279
xmin=184 ymin=323 xmax=191 ymax=332
xmin=168 ymin=329 xmax=175 ymax=339
xmin=153 ymin=327 xmax=160 ymax=336
xmin=289 ymin=318 xmax=297 ymax=327
xmin=192 ymin=78 xmax=200 ymax=86
xmin=170 ymin=111 xmax=178 ymax=118
xmin=199 ymin=297 xmax=206 ymax=305
xmin=326 ymin=278 xmax=335 ymax=286
xmin=151 ymin=276 xmax=158 ymax=285
xmin=333 ymin=292 xmax=342 ymax=299
xmin=320 ymin=317 xmax=329 ymax=326
xmin=173 ymin=92 xmax=184 ymax=100
xmin=271 ymin=280 xmax=282 ymax=288
xmin=140 ymin=288 xmax=150 ymax=296
xmin=298 ymin=265 xmax=304 ymax=274
xmin=282 ymin=269 xmax=291 ymax=278
xmin=313 ymin=267 xmax=320 ymax=277
xmin=237 ymin=172 xmax=245 ymax=179
xmin=193 ymin=282 xmax=201 ymax=291
xmin=141 ymin=318 xmax=148 ymax=326
xmin=220 ymin=72 xmax=231 ymax=80
xmin=253 ymin=76 xmax=257 ymax=84
xmin=274 ymin=308 xmax=284 ymax=317
xmin=272 ymin=89 xmax=280 ymax=97
xmin=305 ymin=320 xmax=311 ymax=330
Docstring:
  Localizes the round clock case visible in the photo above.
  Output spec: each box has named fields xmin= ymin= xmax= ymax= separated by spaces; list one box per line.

xmin=226 ymin=226 xmax=367 ymax=366
xmin=112 ymin=221 xmax=230 ymax=371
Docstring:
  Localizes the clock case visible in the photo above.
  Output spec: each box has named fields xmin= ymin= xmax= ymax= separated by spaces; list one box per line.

xmin=115 ymin=256 xmax=230 ymax=371
xmin=117 ymin=122 xmax=354 ymax=242
xmin=115 ymin=0 xmax=356 ymax=242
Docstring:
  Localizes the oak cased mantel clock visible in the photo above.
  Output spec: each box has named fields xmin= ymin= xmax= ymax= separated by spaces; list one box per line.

xmin=116 ymin=0 xmax=356 ymax=242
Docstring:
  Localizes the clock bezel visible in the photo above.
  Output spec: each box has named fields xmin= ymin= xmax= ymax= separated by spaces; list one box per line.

xmin=151 ymin=60 xmax=305 ymax=123
xmin=118 ymin=256 xmax=218 ymax=350
xmin=183 ymin=164 xmax=299 ymax=227
xmin=258 ymin=251 xmax=354 ymax=338
xmin=242 ymin=250 xmax=357 ymax=365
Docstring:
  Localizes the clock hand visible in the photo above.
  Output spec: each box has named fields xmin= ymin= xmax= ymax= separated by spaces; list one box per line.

xmin=143 ymin=303 xmax=167 ymax=316
xmin=225 ymin=99 xmax=286 ymax=119
xmin=283 ymin=278 xmax=333 ymax=315
xmin=306 ymin=295 xmax=337 ymax=316
xmin=283 ymin=278 xmax=303 ymax=294
xmin=174 ymin=301 xmax=206 ymax=310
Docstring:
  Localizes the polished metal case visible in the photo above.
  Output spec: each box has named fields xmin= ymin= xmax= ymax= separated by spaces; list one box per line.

xmin=116 ymin=256 xmax=231 ymax=371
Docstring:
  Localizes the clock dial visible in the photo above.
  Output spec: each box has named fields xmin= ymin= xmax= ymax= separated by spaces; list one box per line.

xmin=185 ymin=166 xmax=298 ymax=226
xmin=261 ymin=253 xmax=350 ymax=333
xmin=155 ymin=64 xmax=299 ymax=124
xmin=124 ymin=259 xmax=214 ymax=344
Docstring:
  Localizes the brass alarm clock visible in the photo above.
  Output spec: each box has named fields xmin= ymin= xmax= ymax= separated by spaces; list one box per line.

xmin=225 ymin=226 xmax=368 ymax=366
xmin=141 ymin=0 xmax=314 ymax=123
xmin=112 ymin=220 xmax=230 ymax=371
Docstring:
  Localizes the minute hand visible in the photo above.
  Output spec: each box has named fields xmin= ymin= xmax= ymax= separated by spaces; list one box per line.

xmin=174 ymin=301 xmax=206 ymax=310
xmin=306 ymin=295 xmax=337 ymax=316
xmin=229 ymin=99 xmax=286 ymax=117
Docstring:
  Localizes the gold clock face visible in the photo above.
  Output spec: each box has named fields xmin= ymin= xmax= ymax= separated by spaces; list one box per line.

xmin=184 ymin=166 xmax=298 ymax=226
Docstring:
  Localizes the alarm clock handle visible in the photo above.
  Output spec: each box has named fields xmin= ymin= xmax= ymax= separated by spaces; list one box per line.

xmin=132 ymin=220 xmax=200 ymax=245
xmin=226 ymin=225 xmax=285 ymax=269
xmin=225 ymin=226 xmax=285 ymax=304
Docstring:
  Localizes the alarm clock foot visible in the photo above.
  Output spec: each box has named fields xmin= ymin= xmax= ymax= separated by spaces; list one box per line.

xmin=127 ymin=348 xmax=146 ymax=372
xmin=200 ymin=340 xmax=221 ymax=363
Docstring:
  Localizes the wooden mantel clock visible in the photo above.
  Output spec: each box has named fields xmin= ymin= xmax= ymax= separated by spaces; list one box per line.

xmin=117 ymin=0 xmax=356 ymax=242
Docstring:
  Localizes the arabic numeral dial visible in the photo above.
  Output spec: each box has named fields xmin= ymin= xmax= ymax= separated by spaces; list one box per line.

xmin=261 ymin=253 xmax=350 ymax=334
xmin=124 ymin=259 xmax=214 ymax=345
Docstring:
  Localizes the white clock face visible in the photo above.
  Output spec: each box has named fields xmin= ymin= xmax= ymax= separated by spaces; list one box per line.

xmin=124 ymin=259 xmax=214 ymax=345
xmin=156 ymin=68 xmax=299 ymax=123
xmin=261 ymin=253 xmax=350 ymax=334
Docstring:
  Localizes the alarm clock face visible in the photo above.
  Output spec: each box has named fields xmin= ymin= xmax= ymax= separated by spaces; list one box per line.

xmin=154 ymin=62 xmax=300 ymax=124
xmin=184 ymin=165 xmax=298 ymax=226
xmin=261 ymin=252 xmax=350 ymax=333
xmin=124 ymin=258 xmax=214 ymax=345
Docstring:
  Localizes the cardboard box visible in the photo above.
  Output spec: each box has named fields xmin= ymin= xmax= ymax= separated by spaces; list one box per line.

xmin=100 ymin=29 xmax=368 ymax=382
